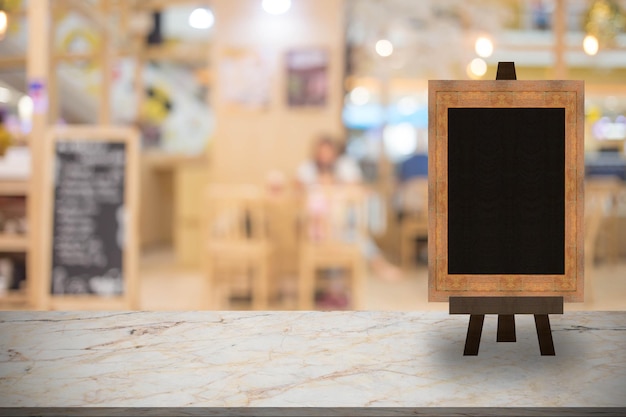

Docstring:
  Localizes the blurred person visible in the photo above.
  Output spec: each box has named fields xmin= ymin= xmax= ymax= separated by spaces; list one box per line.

xmin=265 ymin=170 xmax=300 ymax=306
xmin=297 ymin=135 xmax=362 ymax=187
xmin=297 ymin=135 xmax=401 ymax=295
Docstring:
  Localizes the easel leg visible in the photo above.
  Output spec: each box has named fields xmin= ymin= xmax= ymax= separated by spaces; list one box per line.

xmin=534 ymin=314 xmax=555 ymax=356
xmin=497 ymin=314 xmax=516 ymax=342
xmin=464 ymin=314 xmax=485 ymax=356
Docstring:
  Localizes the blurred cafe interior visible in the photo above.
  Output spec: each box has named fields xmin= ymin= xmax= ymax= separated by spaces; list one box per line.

xmin=0 ymin=0 xmax=625 ymax=311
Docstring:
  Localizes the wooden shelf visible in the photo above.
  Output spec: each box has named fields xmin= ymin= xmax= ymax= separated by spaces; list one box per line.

xmin=0 ymin=289 xmax=29 ymax=304
xmin=0 ymin=234 xmax=29 ymax=252
xmin=143 ymin=151 xmax=207 ymax=171
xmin=0 ymin=180 xmax=29 ymax=196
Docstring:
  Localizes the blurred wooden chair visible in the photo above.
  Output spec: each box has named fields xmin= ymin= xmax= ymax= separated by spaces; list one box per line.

xmin=585 ymin=177 xmax=622 ymax=266
xmin=585 ymin=177 xmax=623 ymax=302
xmin=204 ymin=185 xmax=271 ymax=310
xmin=265 ymin=190 xmax=300 ymax=307
xmin=397 ymin=178 xmax=429 ymax=269
xmin=298 ymin=185 xmax=368 ymax=310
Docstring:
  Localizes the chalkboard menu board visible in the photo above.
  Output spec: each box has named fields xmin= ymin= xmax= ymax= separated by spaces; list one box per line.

xmin=43 ymin=126 xmax=139 ymax=309
xmin=428 ymin=80 xmax=584 ymax=302
xmin=51 ymin=141 xmax=126 ymax=296
xmin=448 ymin=108 xmax=565 ymax=275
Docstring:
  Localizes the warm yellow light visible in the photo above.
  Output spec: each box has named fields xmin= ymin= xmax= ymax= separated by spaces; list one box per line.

xmin=474 ymin=36 xmax=493 ymax=58
xmin=467 ymin=58 xmax=487 ymax=78
xmin=583 ymin=34 xmax=599 ymax=56
xmin=0 ymin=11 xmax=8 ymax=39
xmin=375 ymin=39 xmax=393 ymax=57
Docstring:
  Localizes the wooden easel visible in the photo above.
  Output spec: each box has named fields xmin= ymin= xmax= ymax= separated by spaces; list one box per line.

xmin=450 ymin=296 xmax=563 ymax=356
xmin=450 ymin=62 xmax=564 ymax=356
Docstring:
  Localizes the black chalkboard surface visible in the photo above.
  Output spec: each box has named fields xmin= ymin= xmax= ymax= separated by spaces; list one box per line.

xmin=447 ymin=108 xmax=565 ymax=275
xmin=51 ymin=141 xmax=126 ymax=296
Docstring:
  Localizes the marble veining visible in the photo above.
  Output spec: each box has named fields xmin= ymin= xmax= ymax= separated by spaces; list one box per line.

xmin=0 ymin=311 xmax=625 ymax=408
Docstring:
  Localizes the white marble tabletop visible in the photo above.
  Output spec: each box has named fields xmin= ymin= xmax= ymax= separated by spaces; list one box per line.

xmin=0 ymin=311 xmax=625 ymax=416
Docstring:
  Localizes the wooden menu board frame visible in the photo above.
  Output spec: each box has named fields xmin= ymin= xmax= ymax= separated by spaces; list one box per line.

xmin=428 ymin=80 xmax=584 ymax=302
xmin=40 ymin=126 xmax=139 ymax=310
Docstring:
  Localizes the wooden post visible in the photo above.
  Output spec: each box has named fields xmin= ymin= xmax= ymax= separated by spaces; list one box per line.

xmin=99 ymin=0 xmax=112 ymax=124
xmin=553 ymin=0 xmax=567 ymax=79
xmin=27 ymin=0 xmax=52 ymax=310
xmin=48 ymin=6 xmax=60 ymax=125
xmin=133 ymin=37 xmax=145 ymax=125
xmin=119 ymin=0 xmax=130 ymax=36
xmin=376 ymin=72 xmax=398 ymax=262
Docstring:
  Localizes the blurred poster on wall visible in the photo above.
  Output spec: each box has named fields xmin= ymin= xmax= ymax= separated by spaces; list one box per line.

xmin=219 ymin=47 xmax=271 ymax=110
xmin=111 ymin=58 xmax=214 ymax=155
xmin=286 ymin=48 xmax=328 ymax=107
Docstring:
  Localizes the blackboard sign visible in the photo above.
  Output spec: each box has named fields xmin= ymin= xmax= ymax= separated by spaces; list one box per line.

xmin=51 ymin=141 xmax=126 ymax=296
xmin=43 ymin=126 xmax=139 ymax=309
xmin=428 ymin=81 xmax=584 ymax=302
xmin=448 ymin=108 xmax=565 ymax=275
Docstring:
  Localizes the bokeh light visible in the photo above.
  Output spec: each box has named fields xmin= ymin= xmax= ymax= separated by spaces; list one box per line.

xmin=475 ymin=36 xmax=494 ymax=58
xmin=375 ymin=39 xmax=394 ymax=57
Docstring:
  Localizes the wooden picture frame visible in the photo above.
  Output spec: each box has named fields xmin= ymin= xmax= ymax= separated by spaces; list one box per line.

xmin=39 ymin=126 xmax=140 ymax=309
xmin=285 ymin=48 xmax=329 ymax=108
xmin=428 ymin=80 xmax=584 ymax=302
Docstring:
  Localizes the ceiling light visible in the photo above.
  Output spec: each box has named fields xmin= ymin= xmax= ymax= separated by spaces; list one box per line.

xmin=375 ymin=39 xmax=393 ymax=57
xmin=18 ymin=95 xmax=34 ymax=123
xmin=188 ymin=8 xmax=214 ymax=29
xmin=467 ymin=58 xmax=487 ymax=78
xmin=583 ymin=34 xmax=599 ymax=56
xmin=475 ymin=36 xmax=493 ymax=58
xmin=262 ymin=0 xmax=291 ymax=15
xmin=0 ymin=11 xmax=8 ymax=39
